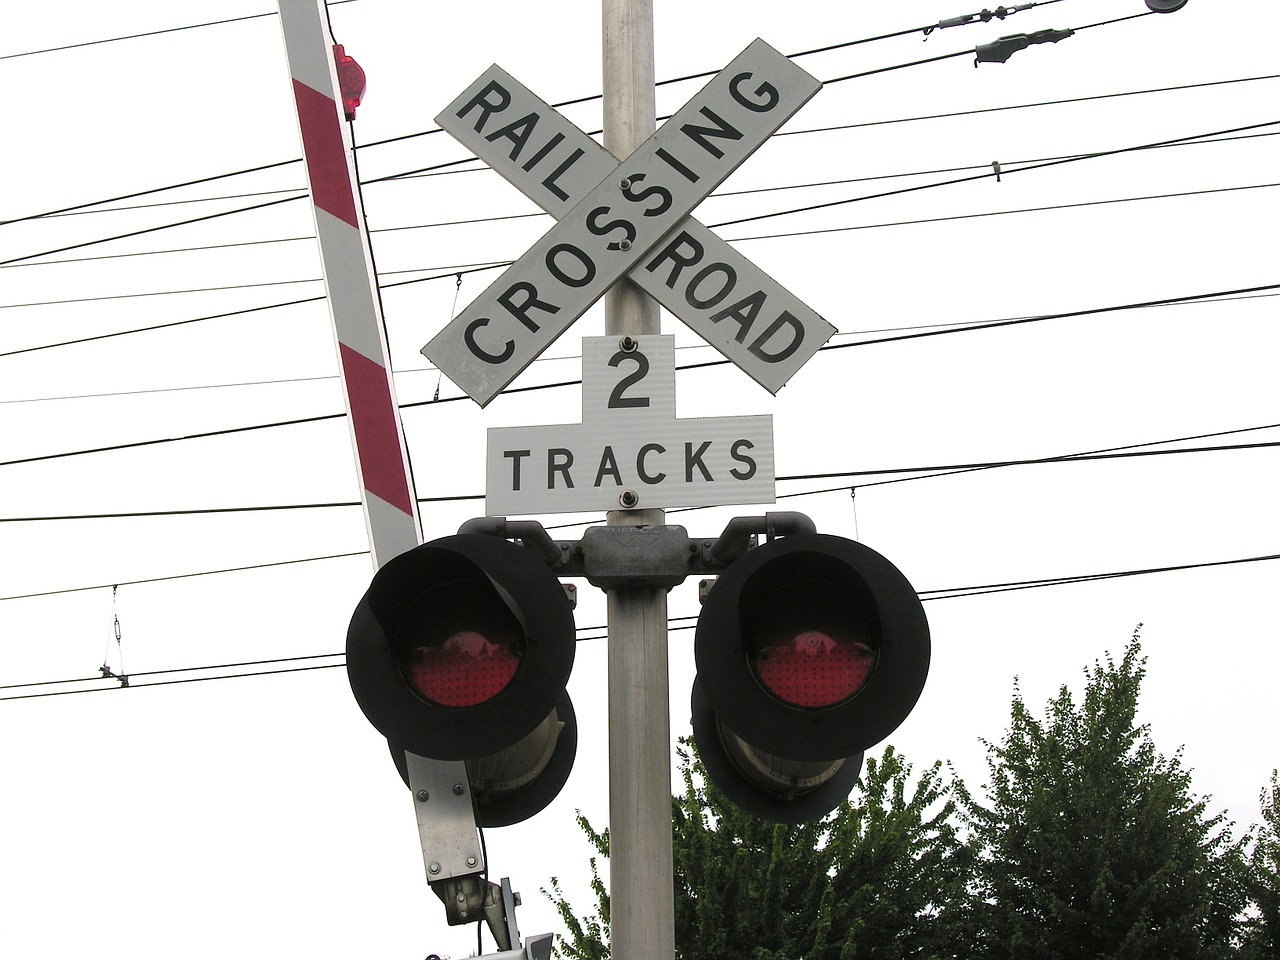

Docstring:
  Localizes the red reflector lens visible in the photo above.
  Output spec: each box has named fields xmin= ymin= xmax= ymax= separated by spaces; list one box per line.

xmin=404 ymin=631 xmax=520 ymax=707
xmin=332 ymin=44 xmax=366 ymax=120
xmin=752 ymin=630 xmax=876 ymax=708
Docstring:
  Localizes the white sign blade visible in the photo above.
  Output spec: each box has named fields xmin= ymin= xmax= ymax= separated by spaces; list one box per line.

xmin=436 ymin=62 xmax=835 ymax=396
xmin=486 ymin=415 xmax=775 ymax=515
xmin=424 ymin=39 xmax=821 ymax=407
xmin=486 ymin=335 xmax=775 ymax=515
xmin=435 ymin=64 xmax=617 ymax=220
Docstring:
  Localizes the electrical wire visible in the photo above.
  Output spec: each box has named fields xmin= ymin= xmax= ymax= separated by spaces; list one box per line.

xmin=0 ymin=551 xmax=371 ymax=604
xmin=2 ymin=8 xmax=1208 ymax=232
xmin=6 ymin=99 xmax=1266 ymax=310
xmin=10 ymin=178 xmax=1278 ymax=313
xmin=9 ymin=286 xmax=1277 ymax=407
xmin=8 ymin=134 xmax=1274 ymax=347
xmin=0 ymin=0 xmax=362 ymax=62
xmin=2 ymin=431 xmax=1276 ymax=537
xmin=0 ymin=294 xmax=327 ymax=360
xmin=722 ymin=181 xmax=1280 ymax=244
xmin=774 ymin=422 xmax=1280 ymax=501
xmin=7 ymin=123 xmax=1273 ymax=280
xmin=12 ymin=71 xmax=1270 ymax=233
xmin=708 ymin=119 xmax=1280 ymax=231
xmin=3 ymin=550 xmax=1276 ymax=703
xmin=0 ymin=196 xmax=303 ymax=268
xmin=2 ymin=280 xmax=1276 ymax=468
xmin=0 ymin=168 xmax=303 ymax=228
xmin=777 ymin=73 xmax=1280 ymax=139
xmin=0 ymin=11 xmax=278 ymax=62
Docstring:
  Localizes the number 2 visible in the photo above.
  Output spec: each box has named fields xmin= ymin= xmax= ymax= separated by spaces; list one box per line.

xmin=608 ymin=350 xmax=650 ymax=409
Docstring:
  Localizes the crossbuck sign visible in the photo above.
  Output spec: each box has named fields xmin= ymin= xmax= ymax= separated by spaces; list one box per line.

xmin=423 ymin=39 xmax=833 ymax=407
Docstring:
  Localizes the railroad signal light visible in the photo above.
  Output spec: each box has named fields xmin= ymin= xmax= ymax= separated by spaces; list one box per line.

xmin=692 ymin=533 xmax=930 ymax=823
xmin=347 ymin=534 xmax=577 ymax=825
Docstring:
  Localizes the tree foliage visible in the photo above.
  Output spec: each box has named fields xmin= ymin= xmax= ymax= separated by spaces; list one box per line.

xmin=958 ymin=630 xmax=1247 ymax=960
xmin=1240 ymin=769 xmax=1280 ymax=958
xmin=545 ymin=741 xmax=968 ymax=960
xmin=546 ymin=631 xmax=1266 ymax=960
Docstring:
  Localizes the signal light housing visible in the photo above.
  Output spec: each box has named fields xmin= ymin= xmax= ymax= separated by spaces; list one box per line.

xmin=692 ymin=533 xmax=929 ymax=822
xmin=347 ymin=534 xmax=577 ymax=823
xmin=389 ymin=690 xmax=579 ymax=828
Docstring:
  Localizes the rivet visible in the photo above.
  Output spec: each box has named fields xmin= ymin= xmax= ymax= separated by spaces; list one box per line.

xmin=416 ymin=789 xmax=429 ymax=802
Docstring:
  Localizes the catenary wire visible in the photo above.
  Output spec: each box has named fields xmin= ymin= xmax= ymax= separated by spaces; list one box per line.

xmin=7 ymin=122 xmax=1274 ymax=281
xmin=11 ymin=178 xmax=1279 ymax=312
xmin=8 ymin=287 xmax=1277 ymax=407
xmin=0 ymin=0 xmax=362 ymax=62
xmin=5 ymin=8 xmax=1187 ymax=232
xmin=707 ymin=119 xmax=1280 ymax=231
xmin=0 ymin=551 xmax=372 ymax=604
xmin=2 ymin=281 xmax=1276 ymax=467
xmin=10 ymin=124 xmax=1272 ymax=279
xmin=721 ymin=181 xmax=1280 ymax=244
xmin=5 ymin=92 xmax=1265 ymax=292
xmin=3 ymin=551 xmax=1276 ymax=702
xmin=7 ymin=141 xmax=1273 ymax=343
xmin=12 ymin=71 xmax=1272 ymax=232
xmin=4 ymin=8 xmax=951 ymax=220
xmin=2 ymin=437 xmax=1276 ymax=527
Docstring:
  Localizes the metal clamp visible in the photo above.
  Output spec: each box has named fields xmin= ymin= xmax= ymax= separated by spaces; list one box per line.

xmin=975 ymin=27 xmax=1075 ymax=65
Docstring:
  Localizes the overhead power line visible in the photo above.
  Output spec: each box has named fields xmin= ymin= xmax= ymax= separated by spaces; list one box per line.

xmin=0 ymin=551 xmax=371 ymax=604
xmin=722 ymin=181 xmax=1280 ymax=244
xmin=6 ymin=115 xmax=1272 ymax=347
xmin=11 ymin=72 xmax=1272 ymax=232
xmin=2 ymin=281 xmax=1276 ymax=468
xmin=13 ymin=286 xmax=1277 ymax=406
xmin=5 ymin=10 xmax=1252 ymax=229
xmin=1 ymin=436 xmax=1276 ymax=527
xmin=10 ymin=179 xmax=1278 ymax=313
xmin=0 ymin=195 xmax=302 ymax=269
xmin=11 ymin=127 xmax=1272 ymax=280
xmin=708 ymin=119 xmax=1280 ymax=231
xmin=0 ymin=10 xmax=277 ymax=62
xmin=0 ymin=0 xmax=362 ymax=62
xmin=4 ymin=549 xmax=1277 ymax=703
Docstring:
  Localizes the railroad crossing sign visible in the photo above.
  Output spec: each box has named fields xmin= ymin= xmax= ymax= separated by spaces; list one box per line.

xmin=423 ymin=39 xmax=833 ymax=407
xmin=486 ymin=336 xmax=773 ymax=515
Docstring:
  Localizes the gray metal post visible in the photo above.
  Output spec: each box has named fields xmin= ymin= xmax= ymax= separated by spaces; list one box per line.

xmin=602 ymin=3 xmax=675 ymax=959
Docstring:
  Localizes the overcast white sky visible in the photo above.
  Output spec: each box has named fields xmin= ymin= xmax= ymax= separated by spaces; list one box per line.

xmin=2 ymin=2 xmax=1277 ymax=958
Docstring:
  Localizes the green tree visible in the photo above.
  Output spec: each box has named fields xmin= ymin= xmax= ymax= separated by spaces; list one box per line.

xmin=545 ymin=741 xmax=969 ymax=960
xmin=959 ymin=629 xmax=1247 ymax=960
xmin=1240 ymin=769 xmax=1280 ymax=959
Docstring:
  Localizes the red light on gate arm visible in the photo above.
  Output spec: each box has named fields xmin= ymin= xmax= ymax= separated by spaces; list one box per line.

xmin=752 ymin=629 xmax=877 ymax=708
xmin=403 ymin=630 xmax=521 ymax=708
xmin=332 ymin=44 xmax=366 ymax=120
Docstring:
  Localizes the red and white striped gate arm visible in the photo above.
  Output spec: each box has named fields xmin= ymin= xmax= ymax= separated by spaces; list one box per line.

xmin=277 ymin=0 xmax=422 ymax=569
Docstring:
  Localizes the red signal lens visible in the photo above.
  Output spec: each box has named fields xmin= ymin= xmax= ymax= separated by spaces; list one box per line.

xmin=751 ymin=629 xmax=877 ymax=708
xmin=402 ymin=630 xmax=522 ymax=708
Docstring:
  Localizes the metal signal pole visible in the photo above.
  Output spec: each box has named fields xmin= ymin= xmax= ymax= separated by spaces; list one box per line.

xmin=602 ymin=3 xmax=676 ymax=959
